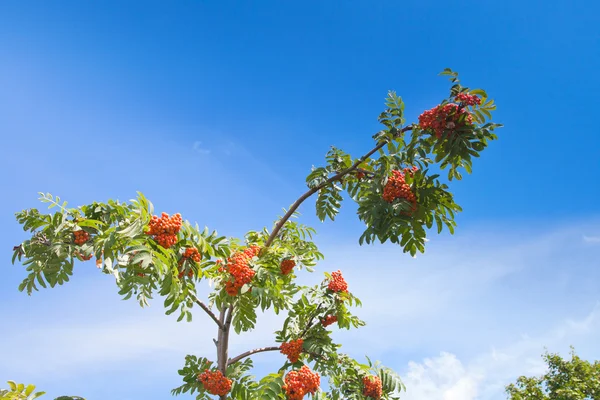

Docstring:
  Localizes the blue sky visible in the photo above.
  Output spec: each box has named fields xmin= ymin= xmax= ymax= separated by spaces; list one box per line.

xmin=0 ymin=1 xmax=599 ymax=399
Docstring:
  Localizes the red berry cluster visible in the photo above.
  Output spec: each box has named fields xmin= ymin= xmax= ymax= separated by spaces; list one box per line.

xmin=362 ymin=375 xmax=383 ymax=399
xmin=183 ymin=247 xmax=201 ymax=262
xmin=74 ymin=251 xmax=93 ymax=261
xmin=418 ymin=103 xmax=474 ymax=138
xmin=176 ymin=247 xmax=201 ymax=278
xmin=382 ymin=168 xmax=418 ymax=214
xmin=356 ymin=171 xmax=366 ymax=180
xmin=455 ymin=92 xmax=481 ymax=106
xmin=197 ymin=369 xmax=232 ymax=396
xmin=280 ymin=339 xmax=304 ymax=363
xmin=320 ymin=314 xmax=338 ymax=327
xmin=177 ymin=269 xmax=194 ymax=279
xmin=222 ymin=245 xmax=260 ymax=296
xmin=145 ymin=212 xmax=182 ymax=248
xmin=281 ymin=259 xmax=296 ymax=275
xmin=73 ymin=230 xmax=89 ymax=245
xmin=327 ymin=270 xmax=348 ymax=293
xmin=283 ymin=365 xmax=320 ymax=400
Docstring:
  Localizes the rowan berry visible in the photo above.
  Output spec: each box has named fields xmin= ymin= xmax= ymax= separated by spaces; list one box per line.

xmin=221 ymin=245 xmax=260 ymax=296
xmin=73 ymin=230 xmax=90 ymax=245
xmin=145 ymin=212 xmax=182 ymax=249
xmin=283 ymin=365 xmax=320 ymax=400
xmin=327 ymin=270 xmax=348 ymax=293
xmin=281 ymin=259 xmax=296 ymax=275
xmin=197 ymin=369 xmax=232 ymax=396
xmin=382 ymin=169 xmax=417 ymax=214
xmin=280 ymin=339 xmax=304 ymax=363
xmin=74 ymin=251 xmax=92 ymax=261
xmin=182 ymin=247 xmax=201 ymax=262
xmin=418 ymin=103 xmax=474 ymax=138
xmin=320 ymin=315 xmax=338 ymax=327
xmin=362 ymin=375 xmax=383 ymax=399
xmin=455 ymin=92 xmax=481 ymax=106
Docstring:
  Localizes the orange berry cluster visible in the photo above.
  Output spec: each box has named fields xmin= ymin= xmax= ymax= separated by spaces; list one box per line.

xmin=280 ymin=338 xmax=304 ymax=363
xmin=177 ymin=247 xmax=201 ymax=278
xmin=418 ymin=103 xmax=474 ymax=138
xmin=281 ymin=259 xmax=296 ymax=275
xmin=320 ymin=314 xmax=338 ymax=327
xmin=455 ymin=92 xmax=481 ymax=106
xmin=382 ymin=168 xmax=417 ymax=214
xmin=177 ymin=269 xmax=194 ymax=279
xmin=145 ymin=212 xmax=182 ymax=248
xmin=327 ymin=270 xmax=348 ymax=293
xmin=362 ymin=375 xmax=383 ymax=399
xmin=197 ymin=369 xmax=232 ymax=396
xmin=183 ymin=247 xmax=201 ymax=262
xmin=223 ymin=245 xmax=260 ymax=296
xmin=283 ymin=365 xmax=320 ymax=400
xmin=74 ymin=251 xmax=93 ymax=261
xmin=73 ymin=230 xmax=90 ymax=245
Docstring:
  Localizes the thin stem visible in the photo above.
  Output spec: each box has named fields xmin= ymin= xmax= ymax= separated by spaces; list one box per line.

xmin=264 ymin=125 xmax=413 ymax=247
xmin=228 ymin=346 xmax=281 ymax=366
xmin=299 ymin=303 xmax=323 ymax=338
xmin=189 ymin=292 xmax=223 ymax=330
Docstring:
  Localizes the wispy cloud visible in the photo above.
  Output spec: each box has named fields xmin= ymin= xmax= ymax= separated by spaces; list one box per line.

xmin=192 ymin=140 xmax=211 ymax=155
xmin=583 ymin=235 xmax=600 ymax=244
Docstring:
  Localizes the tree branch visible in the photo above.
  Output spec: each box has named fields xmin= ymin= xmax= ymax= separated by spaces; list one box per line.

xmin=228 ymin=346 xmax=281 ymax=366
xmin=264 ymin=125 xmax=413 ymax=247
xmin=189 ymin=292 xmax=224 ymax=330
xmin=300 ymin=303 xmax=323 ymax=338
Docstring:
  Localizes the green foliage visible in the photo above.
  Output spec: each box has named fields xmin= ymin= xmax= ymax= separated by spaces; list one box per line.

xmin=506 ymin=348 xmax=600 ymax=400
xmin=0 ymin=382 xmax=82 ymax=400
xmin=0 ymin=382 xmax=45 ymax=400
xmin=309 ymin=69 xmax=501 ymax=256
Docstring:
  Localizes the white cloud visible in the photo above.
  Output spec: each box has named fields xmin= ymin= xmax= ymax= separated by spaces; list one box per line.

xmin=400 ymin=304 xmax=600 ymax=400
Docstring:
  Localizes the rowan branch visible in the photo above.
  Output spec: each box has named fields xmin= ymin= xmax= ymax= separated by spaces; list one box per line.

xmin=189 ymin=292 xmax=224 ymax=330
xmin=300 ymin=303 xmax=323 ymax=338
xmin=264 ymin=125 xmax=413 ymax=247
xmin=227 ymin=346 xmax=280 ymax=366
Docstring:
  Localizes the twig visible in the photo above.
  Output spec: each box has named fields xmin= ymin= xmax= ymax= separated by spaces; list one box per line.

xmin=228 ymin=346 xmax=281 ymax=366
xmin=189 ymin=292 xmax=224 ymax=330
xmin=264 ymin=125 xmax=413 ymax=247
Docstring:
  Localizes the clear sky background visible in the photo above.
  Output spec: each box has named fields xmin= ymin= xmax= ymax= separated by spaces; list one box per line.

xmin=0 ymin=1 xmax=599 ymax=399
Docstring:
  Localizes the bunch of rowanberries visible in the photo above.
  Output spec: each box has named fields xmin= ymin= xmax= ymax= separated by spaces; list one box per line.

xmin=320 ymin=315 xmax=338 ymax=327
xmin=74 ymin=251 xmax=93 ymax=261
xmin=145 ymin=212 xmax=182 ymax=248
xmin=280 ymin=339 xmax=304 ymax=363
xmin=73 ymin=230 xmax=89 ymax=245
xmin=182 ymin=247 xmax=201 ymax=262
xmin=362 ymin=375 xmax=383 ymax=399
xmin=280 ymin=259 xmax=296 ymax=275
xmin=382 ymin=168 xmax=418 ymax=214
xmin=197 ymin=369 xmax=232 ymax=396
xmin=455 ymin=92 xmax=481 ymax=106
xmin=418 ymin=103 xmax=474 ymax=138
xmin=222 ymin=245 xmax=260 ymax=296
xmin=283 ymin=365 xmax=320 ymax=400
xmin=327 ymin=270 xmax=348 ymax=293
xmin=177 ymin=247 xmax=200 ymax=278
